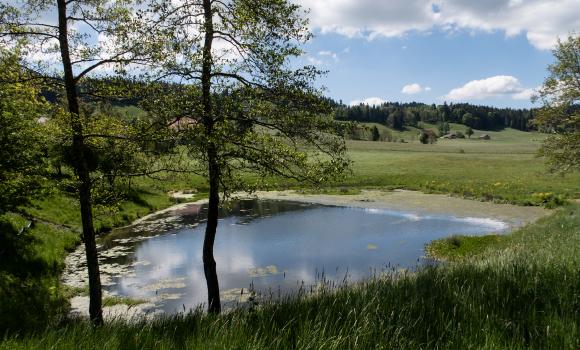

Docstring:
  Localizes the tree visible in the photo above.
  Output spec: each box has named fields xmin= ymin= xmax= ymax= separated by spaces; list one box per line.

xmin=534 ymin=34 xmax=579 ymax=173
xmin=1 ymin=0 xmax=153 ymax=324
xmin=462 ymin=112 xmax=476 ymax=128
xmin=465 ymin=126 xmax=474 ymax=139
xmin=438 ymin=121 xmax=450 ymax=136
xmin=419 ymin=130 xmax=437 ymax=144
xmin=386 ymin=109 xmax=404 ymax=130
xmin=371 ymin=125 xmax=380 ymax=141
xmin=147 ymin=0 xmax=349 ymax=313
xmin=0 ymin=49 xmax=47 ymax=214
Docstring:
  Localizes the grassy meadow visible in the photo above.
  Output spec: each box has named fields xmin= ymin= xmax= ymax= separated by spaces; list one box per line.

xmin=340 ymin=124 xmax=578 ymax=206
xmin=1 ymin=123 xmax=579 ymax=347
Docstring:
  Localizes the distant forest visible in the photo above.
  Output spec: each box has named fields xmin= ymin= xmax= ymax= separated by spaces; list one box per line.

xmin=333 ymin=101 xmax=534 ymax=131
xmin=41 ymin=82 xmax=534 ymax=132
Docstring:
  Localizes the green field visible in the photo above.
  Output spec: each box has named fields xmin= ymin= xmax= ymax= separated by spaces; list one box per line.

xmin=336 ymin=125 xmax=578 ymax=206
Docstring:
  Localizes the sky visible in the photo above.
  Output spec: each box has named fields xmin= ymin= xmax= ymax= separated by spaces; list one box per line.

xmin=294 ymin=0 xmax=580 ymax=108
xmin=6 ymin=0 xmax=579 ymax=109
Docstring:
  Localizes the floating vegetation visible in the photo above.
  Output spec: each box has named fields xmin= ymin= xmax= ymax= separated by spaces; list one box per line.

xmin=248 ymin=265 xmax=279 ymax=277
xmin=140 ymin=278 xmax=187 ymax=292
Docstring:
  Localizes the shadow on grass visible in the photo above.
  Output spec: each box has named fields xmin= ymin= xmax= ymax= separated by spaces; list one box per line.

xmin=0 ymin=218 xmax=68 ymax=334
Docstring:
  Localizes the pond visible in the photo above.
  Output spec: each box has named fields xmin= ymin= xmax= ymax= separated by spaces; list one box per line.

xmin=64 ymin=199 xmax=509 ymax=315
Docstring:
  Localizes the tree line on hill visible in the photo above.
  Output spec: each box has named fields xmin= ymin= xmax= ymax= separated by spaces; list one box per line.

xmin=42 ymin=84 xmax=534 ymax=133
xmin=333 ymin=101 xmax=535 ymax=131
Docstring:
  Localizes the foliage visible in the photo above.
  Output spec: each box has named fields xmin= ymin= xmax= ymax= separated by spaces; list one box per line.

xmin=438 ymin=121 xmax=450 ymax=136
xmin=418 ymin=129 xmax=436 ymax=144
xmin=530 ymin=192 xmax=566 ymax=208
xmin=45 ymin=102 xmax=174 ymax=205
xmin=534 ymin=34 xmax=580 ymax=173
xmin=0 ymin=0 xmax=178 ymax=324
xmin=143 ymin=0 xmax=349 ymax=313
xmin=371 ymin=125 xmax=380 ymax=141
xmin=0 ymin=49 xmax=48 ymax=213
xmin=146 ymin=1 xmax=350 ymax=197
xmin=465 ymin=126 xmax=474 ymax=138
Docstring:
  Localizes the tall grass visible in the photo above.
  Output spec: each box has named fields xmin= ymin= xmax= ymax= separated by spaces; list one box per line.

xmin=3 ymin=205 xmax=578 ymax=349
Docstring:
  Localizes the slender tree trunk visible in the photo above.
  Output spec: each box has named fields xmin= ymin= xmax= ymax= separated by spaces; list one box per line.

xmin=57 ymin=0 xmax=103 ymax=325
xmin=201 ymin=0 xmax=221 ymax=314
xmin=203 ymin=148 xmax=221 ymax=313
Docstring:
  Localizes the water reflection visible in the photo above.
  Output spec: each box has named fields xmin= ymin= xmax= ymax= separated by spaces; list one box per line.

xmin=95 ymin=200 xmax=507 ymax=314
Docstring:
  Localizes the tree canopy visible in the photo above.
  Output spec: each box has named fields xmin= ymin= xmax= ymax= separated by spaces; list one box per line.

xmin=0 ymin=49 xmax=47 ymax=214
xmin=535 ymin=34 xmax=580 ymax=173
xmin=144 ymin=0 xmax=349 ymax=313
xmin=0 ymin=0 xmax=165 ymax=324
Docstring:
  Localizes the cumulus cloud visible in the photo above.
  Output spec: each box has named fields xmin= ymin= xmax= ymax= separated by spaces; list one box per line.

xmin=349 ymin=97 xmax=387 ymax=106
xmin=512 ymin=87 xmax=539 ymax=100
xmin=401 ymin=83 xmax=430 ymax=94
xmin=306 ymin=56 xmax=324 ymax=66
xmin=306 ymin=49 xmax=344 ymax=66
xmin=445 ymin=75 xmax=535 ymax=101
xmin=295 ymin=0 xmax=580 ymax=49
xmin=318 ymin=50 xmax=339 ymax=61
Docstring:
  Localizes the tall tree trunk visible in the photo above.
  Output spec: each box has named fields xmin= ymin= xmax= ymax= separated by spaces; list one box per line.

xmin=203 ymin=149 xmax=221 ymax=313
xmin=201 ymin=0 xmax=221 ymax=314
xmin=57 ymin=0 xmax=103 ymax=325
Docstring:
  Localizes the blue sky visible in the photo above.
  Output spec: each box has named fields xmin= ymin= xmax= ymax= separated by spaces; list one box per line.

xmin=9 ymin=0 xmax=579 ymax=109
xmin=294 ymin=0 xmax=580 ymax=108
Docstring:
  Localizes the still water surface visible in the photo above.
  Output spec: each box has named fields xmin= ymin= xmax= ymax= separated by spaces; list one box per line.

xmin=97 ymin=200 xmax=507 ymax=313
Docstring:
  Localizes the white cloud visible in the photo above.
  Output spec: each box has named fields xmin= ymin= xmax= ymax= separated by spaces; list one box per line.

xmin=318 ymin=50 xmax=338 ymax=61
xmin=296 ymin=0 xmax=580 ymax=50
xmin=445 ymin=75 xmax=535 ymax=101
xmin=306 ymin=56 xmax=324 ymax=66
xmin=401 ymin=83 xmax=430 ymax=94
xmin=349 ymin=97 xmax=387 ymax=106
xmin=512 ymin=87 xmax=539 ymax=100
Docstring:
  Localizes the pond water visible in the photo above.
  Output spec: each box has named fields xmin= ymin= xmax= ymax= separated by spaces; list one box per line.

xmin=73 ymin=200 xmax=509 ymax=314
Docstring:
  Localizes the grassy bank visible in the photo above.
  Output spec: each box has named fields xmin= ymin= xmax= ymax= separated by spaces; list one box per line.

xmin=0 ymin=175 xmax=201 ymax=333
xmin=2 ymin=204 xmax=578 ymax=349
